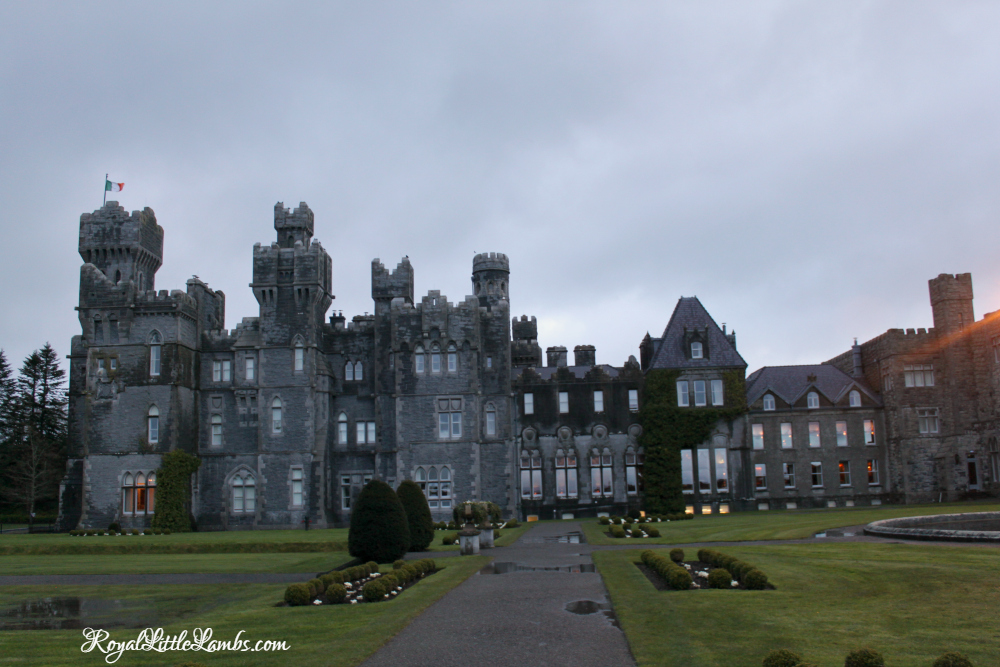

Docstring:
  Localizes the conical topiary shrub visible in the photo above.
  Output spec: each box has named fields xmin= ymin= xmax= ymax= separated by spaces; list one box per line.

xmin=396 ymin=480 xmax=434 ymax=552
xmin=348 ymin=479 xmax=410 ymax=563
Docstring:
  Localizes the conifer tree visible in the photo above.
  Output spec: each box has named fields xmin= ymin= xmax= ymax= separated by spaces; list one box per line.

xmin=348 ymin=479 xmax=410 ymax=563
xmin=396 ymin=480 xmax=434 ymax=552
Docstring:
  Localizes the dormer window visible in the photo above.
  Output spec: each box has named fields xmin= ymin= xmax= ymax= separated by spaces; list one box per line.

xmin=807 ymin=392 xmax=819 ymax=409
xmin=691 ymin=342 xmax=703 ymax=359
xmin=849 ymin=390 xmax=861 ymax=407
xmin=763 ymin=394 xmax=775 ymax=411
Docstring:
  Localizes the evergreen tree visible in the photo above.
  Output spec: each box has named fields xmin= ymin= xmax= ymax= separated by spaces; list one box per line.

xmin=151 ymin=450 xmax=201 ymax=532
xmin=348 ymin=479 xmax=410 ymax=563
xmin=396 ymin=480 xmax=434 ymax=551
xmin=0 ymin=350 xmax=16 ymax=501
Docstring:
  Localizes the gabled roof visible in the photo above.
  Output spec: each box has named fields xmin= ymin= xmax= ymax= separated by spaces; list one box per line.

xmin=745 ymin=364 xmax=881 ymax=407
xmin=648 ymin=297 xmax=746 ymax=370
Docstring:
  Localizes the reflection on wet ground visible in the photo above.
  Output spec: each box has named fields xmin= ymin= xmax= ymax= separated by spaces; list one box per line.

xmin=565 ymin=600 xmax=619 ymax=628
xmin=0 ymin=597 xmax=160 ymax=631
xmin=479 ymin=562 xmax=596 ymax=575
xmin=543 ymin=532 xmax=584 ymax=544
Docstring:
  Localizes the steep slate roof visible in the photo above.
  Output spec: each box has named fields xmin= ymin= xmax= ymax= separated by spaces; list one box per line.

xmin=745 ymin=364 xmax=882 ymax=407
xmin=648 ymin=297 xmax=746 ymax=370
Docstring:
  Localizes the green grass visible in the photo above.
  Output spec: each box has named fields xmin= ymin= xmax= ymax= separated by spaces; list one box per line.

xmin=594 ymin=543 xmax=1000 ymax=667
xmin=0 ymin=552 xmax=355 ymax=576
xmin=0 ymin=555 xmax=489 ymax=666
xmin=427 ymin=522 xmax=532 ymax=551
xmin=581 ymin=500 xmax=1000 ymax=545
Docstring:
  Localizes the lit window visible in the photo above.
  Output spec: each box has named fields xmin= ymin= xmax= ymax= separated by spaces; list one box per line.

xmin=715 ymin=448 xmax=728 ymax=491
xmin=431 ymin=346 xmax=441 ymax=373
xmin=808 ymin=422 xmax=821 ymax=448
xmin=711 ymin=379 xmax=723 ymax=406
xmin=211 ymin=414 xmax=222 ymax=446
xmin=448 ymin=344 xmax=457 ymax=372
xmin=625 ymin=450 xmax=645 ymax=495
xmin=148 ymin=406 xmax=159 ymax=444
xmin=904 ymin=364 xmax=934 ymax=387
xmin=691 ymin=341 xmax=703 ymax=359
xmin=295 ymin=346 xmax=304 ymax=371
xmin=524 ymin=393 xmax=534 ymax=415
xmin=807 ymin=392 xmax=819 ymax=409
xmin=867 ymin=459 xmax=879 ymax=485
xmin=628 ymin=389 xmax=639 ymax=412
xmin=780 ymin=422 xmax=793 ymax=449
xmin=836 ymin=421 xmax=848 ymax=447
xmin=698 ymin=449 xmax=711 ymax=492
xmin=354 ymin=361 xmax=363 ymax=381
xmin=345 ymin=361 xmax=354 ymax=381
xmin=415 ymin=346 xmax=425 ymax=373
xmin=122 ymin=473 xmax=134 ymax=513
xmin=246 ymin=357 xmax=255 ymax=380
xmin=849 ymin=390 xmax=861 ymax=407
xmin=754 ymin=463 xmax=767 ymax=490
xmin=839 ymin=461 xmax=851 ymax=486
xmin=694 ymin=381 xmax=706 ymax=406
xmin=149 ymin=332 xmax=161 ymax=376
xmin=783 ymin=462 xmax=795 ymax=488
xmin=556 ymin=452 xmax=579 ymax=498
xmin=122 ymin=472 xmax=156 ymax=515
xmin=811 ymin=462 xmax=823 ymax=487
xmin=521 ymin=454 xmax=542 ymax=499
xmin=593 ymin=390 xmax=604 ymax=412
xmin=590 ymin=452 xmax=613 ymax=498
xmin=559 ymin=391 xmax=569 ymax=414
xmin=272 ymin=397 xmax=282 ymax=433
xmin=864 ymin=419 xmax=876 ymax=444
xmin=337 ymin=413 xmax=348 ymax=444
xmin=681 ymin=449 xmax=693 ymax=493
xmin=752 ymin=423 xmax=764 ymax=450
xmin=763 ymin=394 xmax=775 ymax=411
xmin=677 ymin=381 xmax=689 ymax=407
xmin=232 ymin=472 xmax=256 ymax=513
xmin=918 ymin=409 xmax=939 ymax=434
xmin=486 ymin=407 xmax=496 ymax=436
xmin=291 ymin=468 xmax=303 ymax=507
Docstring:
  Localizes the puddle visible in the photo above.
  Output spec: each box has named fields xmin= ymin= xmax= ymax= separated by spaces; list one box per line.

xmin=814 ymin=529 xmax=856 ymax=539
xmin=565 ymin=600 xmax=620 ymax=628
xmin=0 ymin=598 xmax=159 ymax=631
xmin=544 ymin=532 xmax=584 ymax=544
xmin=479 ymin=562 xmax=595 ymax=574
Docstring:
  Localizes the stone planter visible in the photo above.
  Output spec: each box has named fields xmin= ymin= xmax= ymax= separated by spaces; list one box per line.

xmin=479 ymin=527 xmax=494 ymax=548
xmin=459 ymin=529 xmax=481 ymax=555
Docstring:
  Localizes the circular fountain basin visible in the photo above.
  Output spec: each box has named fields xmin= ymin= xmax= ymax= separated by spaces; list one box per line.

xmin=864 ymin=511 xmax=1000 ymax=542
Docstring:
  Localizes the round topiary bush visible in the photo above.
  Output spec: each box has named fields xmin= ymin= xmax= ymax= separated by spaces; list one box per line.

xmin=762 ymin=648 xmax=804 ymax=667
xmin=381 ymin=573 xmax=398 ymax=589
xmin=933 ymin=652 xmax=974 ymax=667
xmin=505 ymin=518 xmax=519 ymax=528
xmin=744 ymin=569 xmax=769 ymax=590
xmin=348 ymin=480 xmax=411 ymax=565
xmin=393 ymin=559 xmax=406 ymax=570
xmin=707 ymin=568 xmax=732 ymax=589
xmin=667 ymin=567 xmax=692 ymax=590
xmin=647 ymin=527 xmax=660 ymax=538
xmin=442 ymin=532 xmax=457 ymax=545
xmin=108 ymin=522 xmax=121 ymax=533
xmin=320 ymin=572 xmax=343 ymax=589
xmin=284 ymin=583 xmax=311 ymax=606
xmin=396 ymin=480 xmax=435 ymax=552
xmin=362 ymin=579 xmax=387 ymax=602
xmin=670 ymin=548 xmax=684 ymax=563
xmin=610 ymin=526 xmax=626 ymax=539
xmin=307 ymin=578 xmax=325 ymax=597
xmin=325 ymin=583 xmax=347 ymax=604
xmin=599 ymin=516 xmax=611 ymax=525
xmin=844 ymin=648 xmax=885 ymax=667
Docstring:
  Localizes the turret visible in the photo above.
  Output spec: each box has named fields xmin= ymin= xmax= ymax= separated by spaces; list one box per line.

xmin=929 ymin=273 xmax=974 ymax=335
xmin=472 ymin=252 xmax=509 ymax=309
xmin=78 ymin=202 xmax=162 ymax=294
xmin=273 ymin=201 xmax=314 ymax=248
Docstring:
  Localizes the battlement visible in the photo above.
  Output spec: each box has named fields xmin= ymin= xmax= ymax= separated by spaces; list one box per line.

xmin=473 ymin=252 xmax=509 ymax=273
xmin=134 ymin=288 xmax=198 ymax=309
xmin=372 ymin=257 xmax=414 ymax=303
xmin=273 ymin=201 xmax=314 ymax=245
xmin=512 ymin=315 xmax=538 ymax=341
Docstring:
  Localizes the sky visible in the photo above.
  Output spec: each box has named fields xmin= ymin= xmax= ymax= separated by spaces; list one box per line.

xmin=3 ymin=1 xmax=1000 ymax=378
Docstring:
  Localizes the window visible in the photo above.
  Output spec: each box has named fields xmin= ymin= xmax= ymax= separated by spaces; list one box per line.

xmin=836 ymin=421 xmax=848 ymax=447
xmin=990 ymin=438 xmax=1000 ymax=486
xmin=917 ymin=408 xmax=939 ymax=434
xmin=521 ymin=454 xmax=542 ymax=499
xmin=486 ymin=356 xmax=492 ymax=368
xmin=628 ymin=389 xmax=639 ymax=412
xmin=807 ymin=392 xmax=819 ymax=409
xmin=881 ymin=365 xmax=893 ymax=392
xmin=122 ymin=472 xmax=156 ymax=515
xmin=697 ymin=449 xmax=711 ymax=492
xmin=763 ymin=394 xmax=775 ymax=411
xmin=593 ymin=390 xmax=604 ymax=412
xmin=867 ymin=459 xmax=879 ymax=485
xmin=839 ymin=461 xmax=851 ymax=486
xmin=864 ymin=419 xmax=876 ymax=444
xmin=341 ymin=475 xmax=352 ymax=510
xmin=711 ymin=379 xmax=723 ymax=406
xmin=213 ymin=361 xmax=222 ymax=381
xmin=246 ymin=357 xmax=255 ymax=381
xmin=212 ymin=360 xmax=231 ymax=382
xmin=752 ymin=423 xmax=764 ymax=450
xmin=337 ymin=413 xmax=348 ymax=444
xmin=110 ymin=358 xmax=117 ymax=370
xmin=147 ymin=406 xmax=159 ymax=444
xmin=439 ymin=467 xmax=452 ymax=508
xmin=780 ymin=422 xmax=793 ymax=449
xmin=590 ymin=452 xmax=613 ymax=498
xmin=754 ymin=463 xmax=767 ymax=490
xmin=524 ymin=393 xmax=534 ymax=415
xmin=232 ymin=472 xmax=256 ymax=513
xmin=389 ymin=352 xmax=394 ymax=369
xmin=625 ymin=450 xmax=645 ymax=495
xmin=559 ymin=391 xmax=569 ymax=413
xmin=691 ymin=341 xmax=703 ymax=359
xmin=345 ymin=361 xmax=354 ymax=381
xmin=714 ymin=448 xmax=728 ymax=491
xmin=415 ymin=346 xmax=425 ymax=373
xmin=109 ymin=318 xmax=119 ymax=344
xmin=694 ymin=380 xmax=706 ymax=406
xmin=149 ymin=332 xmax=161 ymax=376
xmin=904 ymin=364 xmax=934 ymax=387
xmin=295 ymin=346 xmax=304 ymax=371
xmin=211 ymin=414 xmax=222 ymax=446
xmin=681 ymin=449 xmax=693 ymax=493
xmin=291 ymin=468 xmax=303 ymax=507
xmin=431 ymin=346 xmax=441 ymax=373
xmin=677 ymin=381 xmax=689 ymax=407
xmin=356 ymin=421 xmax=376 ymax=444
xmin=447 ymin=344 xmax=457 ymax=372
xmin=486 ymin=406 xmax=496 ymax=436
xmin=437 ymin=398 xmax=462 ymax=439
xmin=967 ymin=453 xmax=980 ymax=490
xmin=556 ymin=452 xmax=579 ymax=498
xmin=783 ymin=462 xmax=795 ymax=488
xmin=222 ymin=361 xmax=231 ymax=381
xmin=354 ymin=361 xmax=363 ymax=381
xmin=849 ymin=390 xmax=861 ymax=407
xmin=808 ymin=422 xmax=821 ymax=448
xmin=272 ymin=397 xmax=282 ymax=433
xmin=811 ymin=462 xmax=823 ymax=487
xmin=94 ymin=317 xmax=104 ymax=344
xmin=97 ymin=358 xmax=105 ymax=372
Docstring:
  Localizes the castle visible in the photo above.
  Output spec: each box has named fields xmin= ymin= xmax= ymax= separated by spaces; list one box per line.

xmin=58 ymin=202 xmax=998 ymax=530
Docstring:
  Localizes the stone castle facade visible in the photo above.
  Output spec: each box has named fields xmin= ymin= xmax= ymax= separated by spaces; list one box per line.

xmin=58 ymin=202 xmax=999 ymax=530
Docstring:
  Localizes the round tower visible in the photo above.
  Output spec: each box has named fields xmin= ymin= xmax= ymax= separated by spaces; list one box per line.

xmin=472 ymin=252 xmax=509 ymax=308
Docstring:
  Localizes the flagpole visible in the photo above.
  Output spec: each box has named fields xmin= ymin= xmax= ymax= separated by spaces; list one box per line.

xmin=103 ymin=173 xmax=108 ymax=206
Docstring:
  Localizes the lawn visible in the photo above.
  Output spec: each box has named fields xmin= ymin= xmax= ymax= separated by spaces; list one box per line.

xmin=594 ymin=542 xmax=999 ymax=667
xmin=0 ymin=552 xmax=354 ymax=576
xmin=0 ymin=556 xmax=489 ymax=666
xmin=581 ymin=500 xmax=1000 ymax=545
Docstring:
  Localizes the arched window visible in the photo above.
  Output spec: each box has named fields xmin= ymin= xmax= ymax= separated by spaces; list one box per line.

xmin=431 ymin=345 xmax=441 ymax=373
xmin=337 ymin=413 xmax=348 ymax=444
xmin=439 ymin=466 xmax=452 ymax=508
xmin=555 ymin=449 xmax=579 ymax=499
xmin=122 ymin=472 xmax=156 ymax=515
xmin=149 ymin=332 xmax=162 ymax=377
xmin=138 ymin=272 xmax=144 ymax=291
xmin=211 ymin=414 xmax=222 ymax=446
xmin=691 ymin=341 xmax=703 ymax=359
xmin=849 ymin=390 xmax=861 ymax=407
xmin=135 ymin=473 xmax=149 ymax=513
xmin=447 ymin=344 xmax=457 ymax=372
xmin=122 ymin=473 xmax=134 ymax=513
xmin=807 ymin=392 xmax=819 ymax=409
xmin=354 ymin=361 xmax=363 ymax=381
xmin=94 ymin=317 xmax=104 ymax=345
xmin=272 ymin=397 xmax=282 ymax=433
xmin=485 ymin=405 xmax=497 ymax=436
xmin=147 ymin=406 xmax=159 ymax=444
xmin=415 ymin=346 xmax=425 ymax=373
xmin=763 ymin=394 xmax=775 ymax=411
xmin=232 ymin=471 xmax=256 ymax=513
xmin=294 ymin=343 xmax=304 ymax=371
xmin=115 ymin=269 xmax=121 ymax=284
xmin=345 ymin=361 xmax=354 ymax=381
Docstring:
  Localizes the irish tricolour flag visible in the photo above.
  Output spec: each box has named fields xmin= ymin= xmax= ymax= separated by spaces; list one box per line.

xmin=105 ymin=180 xmax=124 ymax=192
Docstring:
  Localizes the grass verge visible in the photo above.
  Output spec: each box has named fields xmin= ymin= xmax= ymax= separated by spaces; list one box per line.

xmin=594 ymin=543 xmax=1000 ymax=667
xmin=0 ymin=552 xmax=354 ymax=576
xmin=0 ymin=555 xmax=489 ymax=666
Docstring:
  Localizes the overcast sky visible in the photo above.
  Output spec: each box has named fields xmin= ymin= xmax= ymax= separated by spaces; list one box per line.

xmin=3 ymin=2 xmax=1000 ymax=378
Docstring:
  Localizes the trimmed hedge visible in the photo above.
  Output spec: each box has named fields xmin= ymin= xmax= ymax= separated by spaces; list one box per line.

xmin=362 ymin=579 xmax=387 ymax=602
xmin=844 ymin=648 xmax=885 ymax=667
xmin=442 ymin=532 xmax=458 ymax=545
xmin=284 ymin=583 xmax=311 ymax=606
xmin=762 ymin=649 xmax=803 ymax=667
xmin=611 ymin=526 xmax=626 ymax=539
xmin=324 ymin=583 xmax=347 ymax=604
xmin=641 ymin=549 xmax=692 ymax=590
xmin=396 ymin=480 xmax=434 ymax=552
xmin=707 ymin=568 xmax=732 ymax=589
xmin=698 ymin=548 xmax=771 ymax=590
xmin=933 ymin=652 xmax=974 ymax=667
xmin=669 ymin=548 xmax=684 ymax=563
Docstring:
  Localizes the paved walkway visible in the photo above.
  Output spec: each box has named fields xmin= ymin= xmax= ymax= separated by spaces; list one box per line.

xmin=362 ymin=521 xmax=636 ymax=667
xmin=0 ymin=572 xmax=307 ymax=586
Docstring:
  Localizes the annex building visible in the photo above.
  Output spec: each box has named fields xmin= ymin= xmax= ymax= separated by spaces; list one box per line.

xmin=58 ymin=202 xmax=999 ymax=530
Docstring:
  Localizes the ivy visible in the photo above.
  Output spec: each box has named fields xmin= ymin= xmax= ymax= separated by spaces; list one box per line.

xmin=639 ymin=369 xmax=747 ymax=513
xmin=151 ymin=450 xmax=201 ymax=532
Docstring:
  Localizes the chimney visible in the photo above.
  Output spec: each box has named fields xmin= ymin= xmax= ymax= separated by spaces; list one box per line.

xmin=852 ymin=338 xmax=863 ymax=378
xmin=573 ymin=345 xmax=596 ymax=367
xmin=546 ymin=346 xmax=568 ymax=367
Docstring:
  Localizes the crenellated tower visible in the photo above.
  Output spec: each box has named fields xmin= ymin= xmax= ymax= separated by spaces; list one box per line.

xmin=472 ymin=252 xmax=510 ymax=310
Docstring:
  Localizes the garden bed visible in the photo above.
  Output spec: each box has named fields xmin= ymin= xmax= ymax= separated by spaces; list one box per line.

xmin=281 ymin=559 xmax=439 ymax=607
xmin=636 ymin=560 xmax=768 ymax=590
xmin=637 ymin=549 xmax=773 ymax=591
